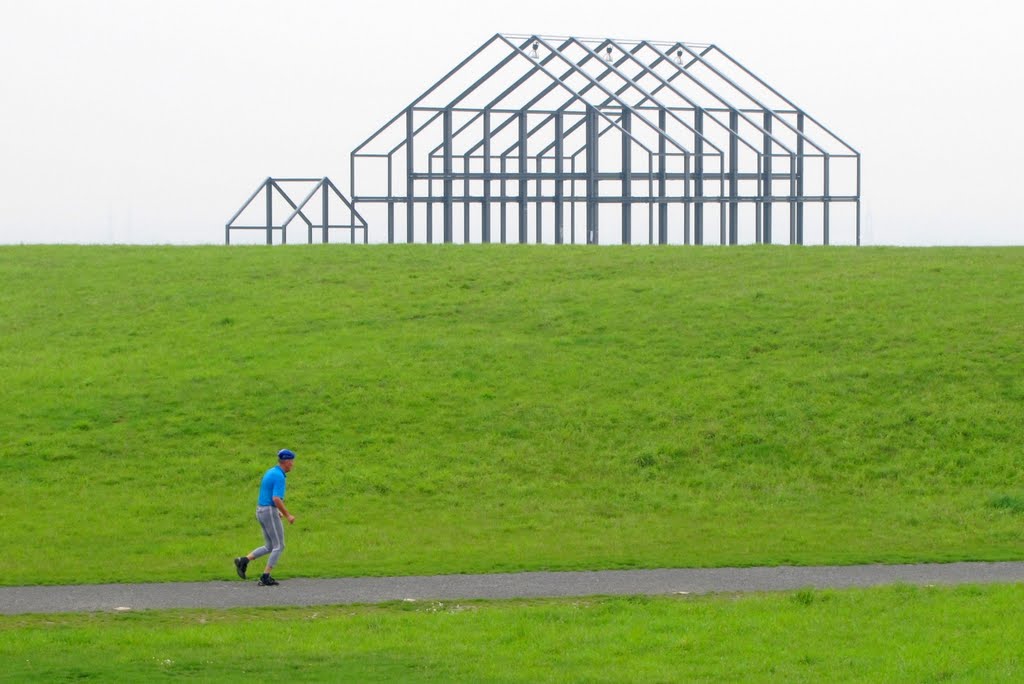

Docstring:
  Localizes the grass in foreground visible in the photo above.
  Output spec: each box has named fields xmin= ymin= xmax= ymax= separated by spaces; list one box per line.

xmin=3 ymin=245 xmax=1023 ymax=584
xmin=2 ymin=584 xmax=1022 ymax=682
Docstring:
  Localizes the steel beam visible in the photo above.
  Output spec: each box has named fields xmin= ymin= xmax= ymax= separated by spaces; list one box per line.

xmin=356 ymin=194 xmax=859 ymax=204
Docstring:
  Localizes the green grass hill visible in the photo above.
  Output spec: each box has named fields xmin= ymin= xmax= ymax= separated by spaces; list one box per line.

xmin=3 ymin=245 xmax=1022 ymax=585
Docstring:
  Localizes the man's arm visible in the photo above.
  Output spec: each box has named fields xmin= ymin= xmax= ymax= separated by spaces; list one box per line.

xmin=272 ymin=496 xmax=296 ymax=524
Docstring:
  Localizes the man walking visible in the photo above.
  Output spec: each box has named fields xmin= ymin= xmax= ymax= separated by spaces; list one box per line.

xmin=234 ymin=449 xmax=297 ymax=586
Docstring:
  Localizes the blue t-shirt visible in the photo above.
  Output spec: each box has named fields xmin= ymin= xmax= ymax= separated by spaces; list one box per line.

xmin=258 ymin=465 xmax=287 ymax=506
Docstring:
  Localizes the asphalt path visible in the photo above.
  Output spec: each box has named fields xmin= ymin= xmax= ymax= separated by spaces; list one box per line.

xmin=4 ymin=561 xmax=1024 ymax=615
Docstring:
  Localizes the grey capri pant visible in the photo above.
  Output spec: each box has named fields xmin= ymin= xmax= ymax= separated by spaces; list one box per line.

xmin=249 ymin=505 xmax=286 ymax=568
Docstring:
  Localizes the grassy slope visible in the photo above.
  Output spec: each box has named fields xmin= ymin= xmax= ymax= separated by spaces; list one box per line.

xmin=2 ymin=585 xmax=1023 ymax=681
xmin=3 ymin=245 xmax=1023 ymax=585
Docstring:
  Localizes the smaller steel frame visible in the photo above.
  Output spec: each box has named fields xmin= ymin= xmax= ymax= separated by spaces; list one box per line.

xmin=225 ymin=177 xmax=368 ymax=245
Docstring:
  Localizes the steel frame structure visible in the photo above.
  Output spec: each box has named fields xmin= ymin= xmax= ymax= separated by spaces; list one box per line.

xmin=226 ymin=177 xmax=368 ymax=245
xmin=351 ymin=34 xmax=860 ymax=246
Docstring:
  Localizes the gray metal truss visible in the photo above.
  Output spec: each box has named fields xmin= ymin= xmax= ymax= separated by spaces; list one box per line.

xmin=226 ymin=177 xmax=368 ymax=245
xmin=351 ymin=34 xmax=861 ymax=246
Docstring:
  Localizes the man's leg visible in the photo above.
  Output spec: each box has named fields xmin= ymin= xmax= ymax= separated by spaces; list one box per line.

xmin=236 ymin=507 xmax=274 ymax=579
xmin=251 ymin=507 xmax=276 ymax=559
xmin=258 ymin=511 xmax=285 ymax=585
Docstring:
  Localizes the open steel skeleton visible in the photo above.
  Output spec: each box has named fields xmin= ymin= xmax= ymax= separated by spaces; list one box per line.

xmin=228 ymin=34 xmax=860 ymax=245
xmin=224 ymin=177 xmax=368 ymax=245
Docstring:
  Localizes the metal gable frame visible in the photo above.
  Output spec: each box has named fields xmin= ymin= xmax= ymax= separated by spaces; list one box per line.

xmin=346 ymin=33 xmax=861 ymax=246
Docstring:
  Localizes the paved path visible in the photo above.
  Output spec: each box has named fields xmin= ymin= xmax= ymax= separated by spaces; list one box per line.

xmin=3 ymin=562 xmax=1024 ymax=615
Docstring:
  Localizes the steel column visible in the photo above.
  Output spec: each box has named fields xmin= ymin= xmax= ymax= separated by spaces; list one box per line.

xmin=555 ymin=111 xmax=564 ymax=244
xmin=406 ymin=109 xmax=415 ymax=243
xmin=729 ymin=109 xmax=739 ymax=244
xmin=443 ymin=108 xmax=454 ymax=243
xmin=789 ymin=155 xmax=797 ymax=245
xmin=482 ymin=111 xmax=492 ymax=243
xmin=823 ymin=152 xmax=830 ymax=245
xmin=856 ymin=155 xmax=862 ymax=246
xmin=720 ymin=186 xmax=727 ymax=246
xmin=586 ymin=106 xmax=599 ymax=244
xmin=622 ymin=109 xmax=632 ymax=244
xmin=322 ymin=181 xmax=329 ymax=244
xmin=500 ymin=156 xmax=507 ymax=243
xmin=694 ymin=110 xmax=705 ymax=245
xmin=762 ymin=112 xmax=773 ymax=244
xmin=427 ymin=155 xmax=434 ymax=243
xmin=684 ymin=154 xmax=691 ymax=245
xmin=518 ymin=111 xmax=528 ymax=243
xmin=464 ymin=152 xmax=471 ymax=243
xmin=265 ymin=181 xmax=273 ymax=245
xmin=570 ymin=156 xmax=577 ymax=244
xmin=387 ymin=155 xmax=395 ymax=243
xmin=796 ymin=112 xmax=805 ymax=245
xmin=658 ymin=108 xmax=668 ymax=244
xmin=349 ymin=153 xmax=357 ymax=244
xmin=535 ymin=154 xmax=543 ymax=243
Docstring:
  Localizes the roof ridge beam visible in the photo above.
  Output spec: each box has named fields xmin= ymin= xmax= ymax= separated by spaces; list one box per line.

xmin=526 ymin=35 xmax=690 ymax=156
xmin=630 ymin=40 xmax=790 ymax=156
xmin=494 ymin=35 xmax=661 ymax=157
xmin=535 ymin=41 xmax=718 ymax=159
xmin=608 ymin=39 xmax=757 ymax=156
xmin=502 ymin=40 xmax=653 ymax=159
xmin=463 ymin=38 xmax=618 ymax=160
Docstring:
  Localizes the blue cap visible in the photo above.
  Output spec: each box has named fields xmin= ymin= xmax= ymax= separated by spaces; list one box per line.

xmin=277 ymin=449 xmax=296 ymax=460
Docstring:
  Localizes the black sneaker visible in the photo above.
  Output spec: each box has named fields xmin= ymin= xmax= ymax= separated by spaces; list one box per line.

xmin=257 ymin=575 xmax=279 ymax=586
xmin=234 ymin=557 xmax=249 ymax=579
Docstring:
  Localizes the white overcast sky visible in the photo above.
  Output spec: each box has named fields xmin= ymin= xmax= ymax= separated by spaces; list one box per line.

xmin=1 ymin=0 xmax=1021 ymax=246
